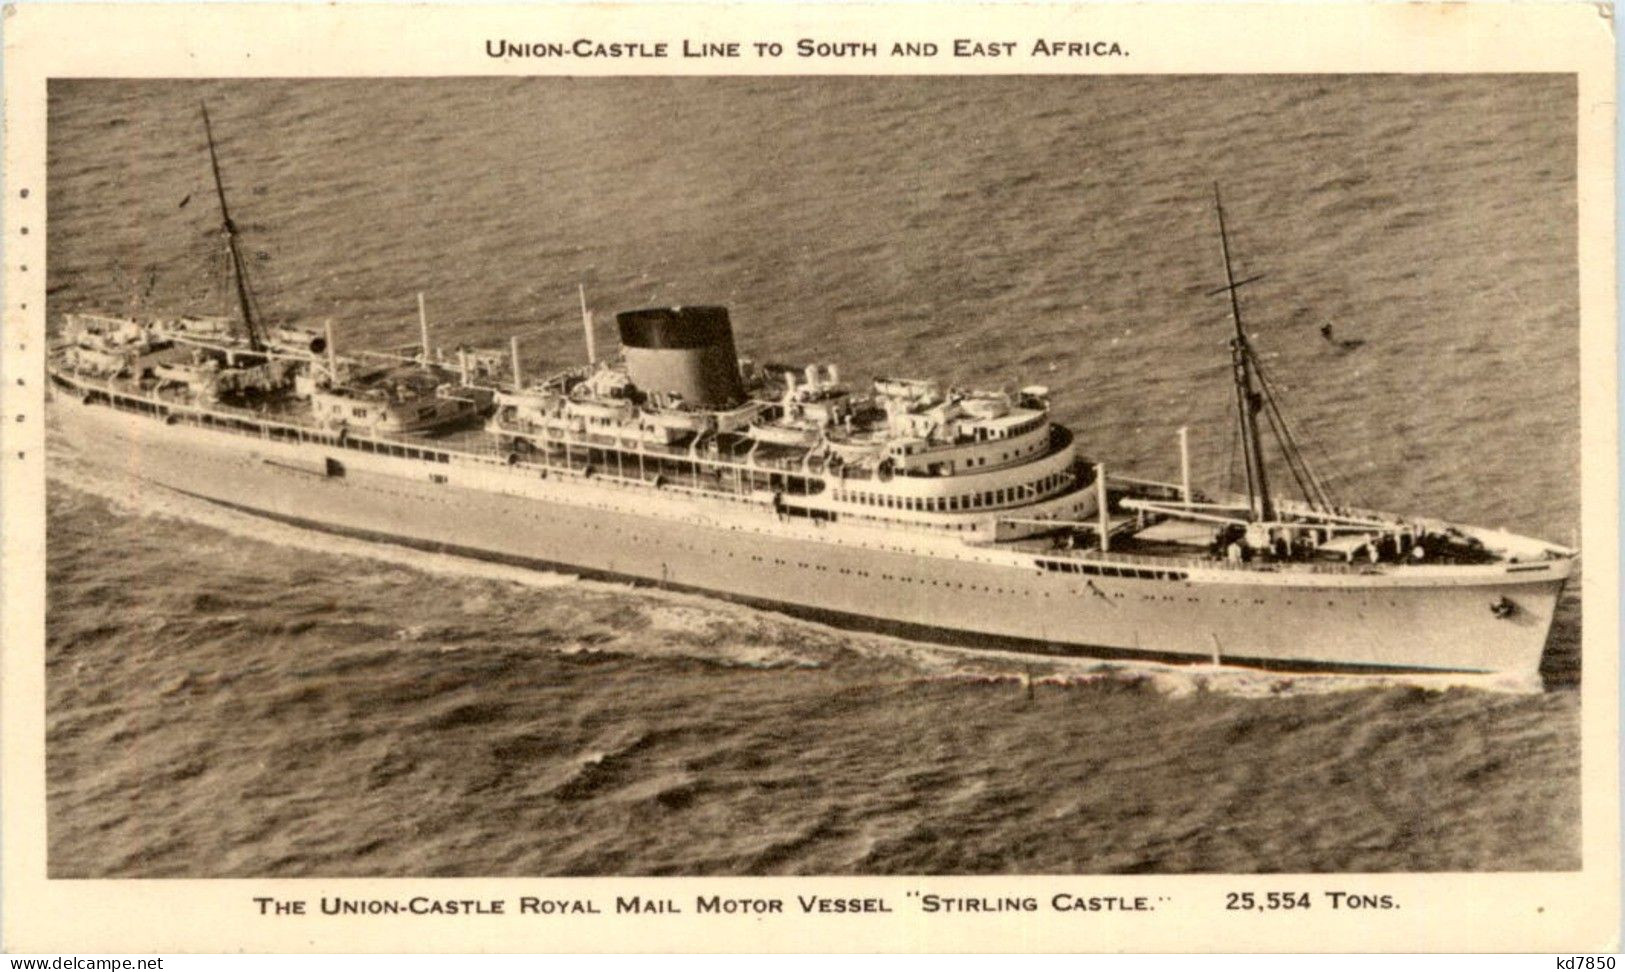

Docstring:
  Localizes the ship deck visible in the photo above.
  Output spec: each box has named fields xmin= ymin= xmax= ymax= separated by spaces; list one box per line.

xmin=50 ymin=364 xmax=1573 ymax=582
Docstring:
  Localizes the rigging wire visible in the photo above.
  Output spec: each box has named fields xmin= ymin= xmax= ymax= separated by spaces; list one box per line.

xmin=1256 ymin=362 xmax=1349 ymax=506
xmin=1250 ymin=352 xmax=1340 ymax=510
xmin=1249 ymin=354 xmax=1323 ymax=504
xmin=1223 ymin=409 xmax=1242 ymax=498
xmin=206 ymin=235 xmax=234 ymax=313
xmin=1257 ymin=379 xmax=1323 ymax=508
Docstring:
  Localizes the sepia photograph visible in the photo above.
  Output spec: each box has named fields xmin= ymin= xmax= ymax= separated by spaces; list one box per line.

xmin=38 ymin=71 xmax=1584 ymax=884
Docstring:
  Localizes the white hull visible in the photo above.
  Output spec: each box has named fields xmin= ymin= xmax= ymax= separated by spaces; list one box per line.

xmin=51 ymin=390 xmax=1570 ymax=677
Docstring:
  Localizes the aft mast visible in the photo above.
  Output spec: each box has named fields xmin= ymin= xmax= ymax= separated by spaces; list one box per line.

xmin=1210 ymin=184 xmax=1273 ymax=523
xmin=200 ymin=102 xmax=266 ymax=353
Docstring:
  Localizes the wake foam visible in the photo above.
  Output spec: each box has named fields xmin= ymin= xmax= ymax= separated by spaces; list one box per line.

xmin=911 ymin=650 xmax=1544 ymax=698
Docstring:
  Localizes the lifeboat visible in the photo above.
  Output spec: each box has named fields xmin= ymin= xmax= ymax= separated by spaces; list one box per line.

xmin=268 ymin=326 xmax=328 ymax=355
xmin=158 ymin=315 xmax=235 ymax=342
xmin=961 ymin=393 xmax=1011 ymax=419
xmin=748 ymin=421 xmax=821 ymax=447
xmin=642 ymin=407 xmax=714 ymax=433
xmin=873 ymin=376 xmax=940 ymax=401
xmin=153 ymin=360 xmax=218 ymax=389
xmin=566 ymin=398 xmax=636 ymax=423
xmin=824 ymin=437 xmax=885 ymax=463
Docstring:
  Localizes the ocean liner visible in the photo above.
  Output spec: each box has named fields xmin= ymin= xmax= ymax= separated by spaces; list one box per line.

xmin=46 ymin=108 xmax=1577 ymax=678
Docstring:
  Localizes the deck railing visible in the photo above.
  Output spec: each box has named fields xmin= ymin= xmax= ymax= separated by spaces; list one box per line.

xmin=56 ymin=369 xmax=1523 ymax=579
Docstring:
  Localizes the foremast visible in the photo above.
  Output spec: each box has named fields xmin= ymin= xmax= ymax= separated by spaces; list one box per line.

xmin=1198 ymin=186 xmax=1342 ymax=526
xmin=1116 ymin=187 xmax=1413 ymax=559
xmin=1211 ymin=184 xmax=1273 ymax=523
